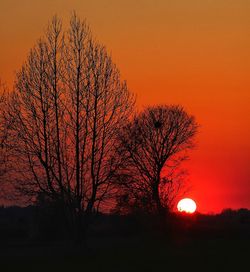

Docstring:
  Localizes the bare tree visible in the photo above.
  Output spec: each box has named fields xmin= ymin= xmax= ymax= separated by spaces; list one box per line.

xmin=115 ymin=105 xmax=198 ymax=215
xmin=62 ymin=13 xmax=134 ymax=235
xmin=6 ymin=14 xmax=134 ymax=240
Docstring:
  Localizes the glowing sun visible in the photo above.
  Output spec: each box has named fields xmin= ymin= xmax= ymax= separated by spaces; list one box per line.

xmin=177 ymin=198 xmax=197 ymax=213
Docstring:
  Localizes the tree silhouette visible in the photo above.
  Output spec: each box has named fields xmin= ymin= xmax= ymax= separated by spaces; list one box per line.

xmin=6 ymin=14 xmax=134 ymax=241
xmin=115 ymin=105 xmax=198 ymax=215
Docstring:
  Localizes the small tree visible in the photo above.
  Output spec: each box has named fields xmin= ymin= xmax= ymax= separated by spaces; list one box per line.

xmin=116 ymin=105 xmax=198 ymax=215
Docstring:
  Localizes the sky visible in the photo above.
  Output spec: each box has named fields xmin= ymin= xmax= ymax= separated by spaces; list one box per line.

xmin=0 ymin=0 xmax=249 ymax=213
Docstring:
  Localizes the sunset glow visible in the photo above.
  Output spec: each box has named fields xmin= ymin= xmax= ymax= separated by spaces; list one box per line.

xmin=0 ymin=0 xmax=249 ymax=213
xmin=0 ymin=2 xmax=250 ymax=270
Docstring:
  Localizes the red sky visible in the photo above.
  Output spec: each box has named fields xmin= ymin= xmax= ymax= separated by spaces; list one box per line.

xmin=0 ymin=0 xmax=249 ymax=213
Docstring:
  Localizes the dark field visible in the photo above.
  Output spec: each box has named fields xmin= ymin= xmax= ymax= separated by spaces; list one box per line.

xmin=1 ymin=207 xmax=250 ymax=272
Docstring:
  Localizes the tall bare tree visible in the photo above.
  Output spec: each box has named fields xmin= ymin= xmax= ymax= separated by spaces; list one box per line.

xmin=115 ymin=105 xmax=198 ymax=215
xmin=6 ymin=14 xmax=134 ymax=240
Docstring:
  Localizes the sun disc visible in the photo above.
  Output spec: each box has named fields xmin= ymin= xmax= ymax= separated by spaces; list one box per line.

xmin=177 ymin=198 xmax=197 ymax=213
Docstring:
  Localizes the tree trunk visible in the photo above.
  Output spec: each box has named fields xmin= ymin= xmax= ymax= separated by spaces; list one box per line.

xmin=152 ymin=182 xmax=165 ymax=216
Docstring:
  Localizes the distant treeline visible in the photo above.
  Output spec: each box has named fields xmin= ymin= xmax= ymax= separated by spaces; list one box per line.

xmin=1 ymin=205 xmax=250 ymax=243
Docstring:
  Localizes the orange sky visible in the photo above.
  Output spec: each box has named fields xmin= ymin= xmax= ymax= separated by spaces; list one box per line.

xmin=0 ymin=0 xmax=249 ymax=213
